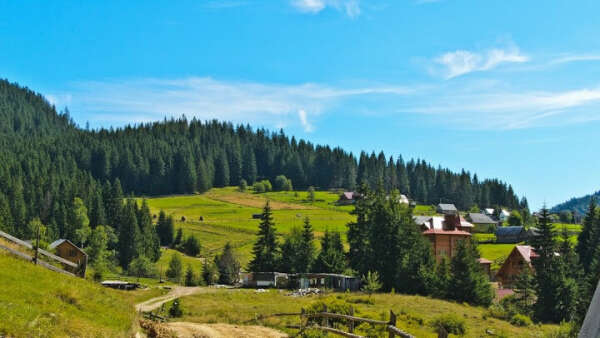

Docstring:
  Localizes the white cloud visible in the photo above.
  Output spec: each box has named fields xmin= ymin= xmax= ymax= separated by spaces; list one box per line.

xmin=291 ymin=0 xmax=360 ymax=17
xmin=402 ymin=85 xmax=600 ymax=129
xmin=48 ymin=77 xmax=414 ymax=130
xmin=434 ymin=46 xmax=529 ymax=79
xmin=298 ymin=109 xmax=314 ymax=132
xmin=549 ymin=54 xmax=600 ymax=65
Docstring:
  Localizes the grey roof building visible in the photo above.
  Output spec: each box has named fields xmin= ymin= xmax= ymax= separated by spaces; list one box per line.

xmin=436 ymin=203 xmax=458 ymax=215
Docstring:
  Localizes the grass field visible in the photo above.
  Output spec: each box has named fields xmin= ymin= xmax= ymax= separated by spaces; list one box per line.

xmin=165 ymin=288 xmax=559 ymax=337
xmin=0 ymin=252 xmax=136 ymax=337
xmin=143 ymin=188 xmax=356 ymax=266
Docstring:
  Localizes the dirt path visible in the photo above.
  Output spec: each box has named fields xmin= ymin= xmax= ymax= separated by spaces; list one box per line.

xmin=135 ymin=286 xmax=210 ymax=312
xmin=164 ymin=322 xmax=287 ymax=338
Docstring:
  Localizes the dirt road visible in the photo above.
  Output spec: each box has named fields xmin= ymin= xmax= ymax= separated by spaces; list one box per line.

xmin=135 ymin=286 xmax=209 ymax=312
xmin=164 ymin=322 xmax=287 ymax=338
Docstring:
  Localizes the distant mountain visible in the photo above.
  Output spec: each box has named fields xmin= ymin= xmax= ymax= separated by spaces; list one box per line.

xmin=551 ymin=191 xmax=600 ymax=215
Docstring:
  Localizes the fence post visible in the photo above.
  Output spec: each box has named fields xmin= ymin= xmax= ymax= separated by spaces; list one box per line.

xmin=388 ymin=310 xmax=397 ymax=338
xmin=300 ymin=308 xmax=305 ymax=331
xmin=322 ymin=305 xmax=328 ymax=327
xmin=349 ymin=307 xmax=354 ymax=333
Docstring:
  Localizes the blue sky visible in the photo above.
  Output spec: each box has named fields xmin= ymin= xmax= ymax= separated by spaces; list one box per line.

xmin=2 ymin=0 xmax=599 ymax=210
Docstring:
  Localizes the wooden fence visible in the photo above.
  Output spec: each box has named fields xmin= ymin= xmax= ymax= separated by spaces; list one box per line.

xmin=253 ymin=305 xmax=414 ymax=338
xmin=0 ymin=229 xmax=76 ymax=276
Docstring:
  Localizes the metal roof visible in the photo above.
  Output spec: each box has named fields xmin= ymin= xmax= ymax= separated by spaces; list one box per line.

xmin=495 ymin=226 xmax=525 ymax=236
xmin=468 ymin=213 xmax=496 ymax=224
xmin=437 ymin=203 xmax=458 ymax=211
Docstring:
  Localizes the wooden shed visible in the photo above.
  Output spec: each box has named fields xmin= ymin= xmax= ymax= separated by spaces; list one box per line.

xmin=291 ymin=273 xmax=361 ymax=291
xmin=49 ymin=239 xmax=88 ymax=277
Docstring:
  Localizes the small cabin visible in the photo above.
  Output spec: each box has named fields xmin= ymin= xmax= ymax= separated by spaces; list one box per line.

xmin=337 ymin=192 xmax=362 ymax=205
xmin=496 ymin=245 xmax=537 ymax=287
xmin=49 ymin=239 xmax=88 ymax=277
xmin=466 ymin=213 xmax=497 ymax=233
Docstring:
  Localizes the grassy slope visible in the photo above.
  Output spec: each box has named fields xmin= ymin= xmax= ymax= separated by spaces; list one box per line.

xmin=0 ymin=252 xmax=136 ymax=337
xmin=174 ymin=289 xmax=558 ymax=338
xmin=143 ymin=188 xmax=355 ymax=266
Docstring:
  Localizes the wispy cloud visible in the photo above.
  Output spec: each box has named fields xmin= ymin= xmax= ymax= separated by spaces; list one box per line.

xmin=297 ymin=109 xmax=314 ymax=132
xmin=549 ymin=54 xmax=600 ymax=65
xmin=402 ymin=85 xmax=600 ymax=129
xmin=291 ymin=0 xmax=361 ymax=18
xmin=48 ymin=77 xmax=415 ymax=131
xmin=433 ymin=45 xmax=529 ymax=79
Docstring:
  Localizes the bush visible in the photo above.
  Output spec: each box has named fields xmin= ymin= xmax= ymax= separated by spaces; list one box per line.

xmin=305 ymin=298 xmax=355 ymax=327
xmin=261 ymin=179 xmax=272 ymax=192
xmin=128 ymin=256 xmax=156 ymax=278
xmin=430 ymin=314 xmax=466 ymax=336
xmin=274 ymin=175 xmax=292 ymax=191
xmin=510 ymin=314 xmax=533 ymax=327
xmin=169 ymin=299 xmax=183 ymax=318
xmin=253 ymin=181 xmax=265 ymax=193
xmin=181 ymin=236 xmax=201 ymax=257
xmin=239 ymin=179 xmax=247 ymax=192
xmin=544 ymin=321 xmax=578 ymax=338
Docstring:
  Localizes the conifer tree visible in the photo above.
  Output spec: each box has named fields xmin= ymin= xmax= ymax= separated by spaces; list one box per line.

xmin=242 ymin=148 xmax=257 ymax=184
xmin=298 ymin=217 xmax=316 ymax=272
xmin=118 ymin=200 xmax=140 ymax=269
xmin=531 ymin=207 xmax=561 ymax=322
xmin=313 ymin=230 xmax=347 ymax=274
xmin=248 ymin=201 xmax=279 ymax=272
xmin=347 ymin=183 xmax=371 ymax=276
xmin=215 ymin=242 xmax=241 ymax=284
xmin=173 ymin=227 xmax=183 ymax=248
xmin=214 ymin=151 xmax=230 ymax=187
xmin=157 ymin=210 xmax=174 ymax=246
xmin=166 ymin=252 xmax=183 ymax=283
xmin=448 ymin=239 xmax=493 ymax=306
xmin=196 ymin=157 xmax=210 ymax=193
xmin=184 ymin=264 xmax=198 ymax=286
xmin=577 ymin=198 xmax=597 ymax=273
xmin=106 ymin=179 xmax=123 ymax=228
xmin=0 ymin=192 xmax=13 ymax=233
xmin=88 ymin=189 xmax=106 ymax=229
xmin=138 ymin=199 xmax=160 ymax=261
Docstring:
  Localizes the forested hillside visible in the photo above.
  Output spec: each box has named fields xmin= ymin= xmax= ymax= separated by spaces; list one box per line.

xmin=0 ymin=78 xmax=524 ymax=244
xmin=552 ymin=191 xmax=600 ymax=215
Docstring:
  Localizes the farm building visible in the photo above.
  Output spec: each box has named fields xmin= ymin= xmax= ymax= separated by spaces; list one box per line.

xmin=101 ymin=280 xmax=140 ymax=290
xmin=436 ymin=203 xmax=458 ymax=215
xmin=291 ymin=273 xmax=360 ymax=291
xmin=466 ymin=213 xmax=497 ymax=233
xmin=495 ymin=226 xmax=539 ymax=244
xmin=415 ymin=214 xmax=473 ymax=262
xmin=241 ymin=272 xmax=289 ymax=288
xmin=48 ymin=239 xmax=87 ymax=277
xmin=337 ymin=191 xmax=362 ymax=205
xmin=495 ymin=245 xmax=537 ymax=287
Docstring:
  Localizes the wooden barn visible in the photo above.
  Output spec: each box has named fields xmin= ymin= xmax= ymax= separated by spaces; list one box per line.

xmin=49 ymin=239 xmax=88 ymax=277
xmin=495 ymin=245 xmax=537 ymax=287
xmin=495 ymin=226 xmax=539 ymax=244
xmin=337 ymin=192 xmax=361 ymax=205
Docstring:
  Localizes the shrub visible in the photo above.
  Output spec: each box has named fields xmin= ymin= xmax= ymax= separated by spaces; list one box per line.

xmin=305 ymin=298 xmax=355 ymax=327
xmin=510 ymin=314 xmax=533 ymax=327
xmin=430 ymin=314 xmax=466 ymax=336
xmin=166 ymin=253 xmax=183 ymax=282
xmin=239 ymin=179 xmax=247 ymax=192
xmin=261 ymin=179 xmax=272 ymax=192
xmin=274 ymin=175 xmax=292 ymax=191
xmin=544 ymin=321 xmax=578 ymax=338
xmin=182 ymin=236 xmax=201 ymax=257
xmin=253 ymin=181 xmax=265 ymax=193
xmin=128 ymin=256 xmax=156 ymax=278
xmin=169 ymin=299 xmax=183 ymax=318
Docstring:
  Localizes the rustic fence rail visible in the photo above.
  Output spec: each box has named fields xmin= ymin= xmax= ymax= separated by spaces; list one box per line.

xmin=255 ymin=306 xmax=415 ymax=338
xmin=0 ymin=230 xmax=76 ymax=276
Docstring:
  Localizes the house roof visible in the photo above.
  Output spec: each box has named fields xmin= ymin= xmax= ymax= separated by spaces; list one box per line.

xmin=437 ymin=203 xmax=458 ymax=212
xmin=341 ymin=192 xmax=355 ymax=200
xmin=460 ymin=218 xmax=474 ymax=228
xmin=515 ymin=245 xmax=538 ymax=263
xmin=414 ymin=215 xmax=473 ymax=230
xmin=483 ymin=208 xmax=495 ymax=215
xmin=495 ymin=226 xmax=525 ymax=237
xmin=468 ymin=213 xmax=496 ymax=224
xmin=422 ymin=229 xmax=471 ymax=236
xmin=500 ymin=209 xmax=510 ymax=217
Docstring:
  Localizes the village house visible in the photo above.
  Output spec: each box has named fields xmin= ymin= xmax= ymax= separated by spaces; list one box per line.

xmin=483 ymin=208 xmax=495 ymax=217
xmin=48 ymin=239 xmax=87 ymax=277
xmin=337 ymin=191 xmax=362 ymax=205
xmin=436 ymin=203 xmax=458 ymax=215
xmin=466 ymin=213 xmax=497 ymax=233
xmin=414 ymin=214 xmax=473 ymax=261
xmin=495 ymin=226 xmax=539 ymax=244
xmin=496 ymin=245 xmax=537 ymax=287
xmin=498 ymin=209 xmax=511 ymax=222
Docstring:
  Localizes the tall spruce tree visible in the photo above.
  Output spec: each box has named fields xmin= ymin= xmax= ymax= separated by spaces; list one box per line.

xmin=313 ymin=230 xmax=347 ymax=274
xmin=298 ymin=217 xmax=316 ymax=272
xmin=118 ymin=200 xmax=140 ymax=269
xmin=248 ymin=201 xmax=279 ymax=272
xmin=448 ymin=239 xmax=493 ymax=306
xmin=577 ymin=198 xmax=597 ymax=273
xmin=157 ymin=210 xmax=174 ymax=247
xmin=347 ymin=183 xmax=371 ymax=276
